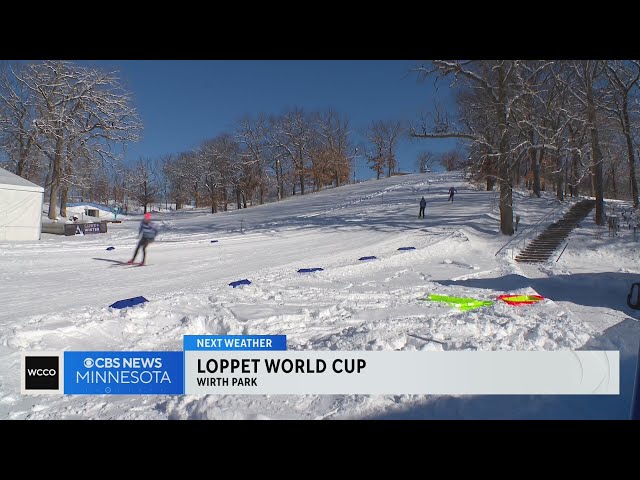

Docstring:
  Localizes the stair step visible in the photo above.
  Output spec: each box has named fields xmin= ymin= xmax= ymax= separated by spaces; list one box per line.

xmin=512 ymin=201 xmax=594 ymax=263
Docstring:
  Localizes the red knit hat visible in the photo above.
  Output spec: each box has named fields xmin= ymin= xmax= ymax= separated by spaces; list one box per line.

xmin=144 ymin=213 xmax=151 ymax=220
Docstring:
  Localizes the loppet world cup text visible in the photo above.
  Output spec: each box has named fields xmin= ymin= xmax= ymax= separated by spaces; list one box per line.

xmin=196 ymin=358 xmax=367 ymax=374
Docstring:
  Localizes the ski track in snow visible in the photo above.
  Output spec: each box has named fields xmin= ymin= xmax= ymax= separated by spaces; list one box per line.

xmin=1 ymin=172 xmax=638 ymax=420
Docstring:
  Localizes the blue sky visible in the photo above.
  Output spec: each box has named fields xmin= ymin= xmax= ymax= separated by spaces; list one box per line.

xmin=81 ymin=60 xmax=460 ymax=179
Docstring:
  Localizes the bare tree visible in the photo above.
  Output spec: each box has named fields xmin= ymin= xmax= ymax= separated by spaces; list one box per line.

xmin=0 ymin=62 xmax=43 ymax=182
xmin=417 ymin=151 xmax=436 ymax=172
xmin=411 ymin=60 xmax=525 ymax=235
xmin=12 ymin=61 xmax=141 ymax=219
xmin=271 ymin=108 xmax=312 ymax=196
xmin=236 ymin=115 xmax=270 ymax=204
xmin=128 ymin=158 xmax=158 ymax=213
xmin=604 ymin=60 xmax=640 ymax=208
xmin=197 ymin=134 xmax=240 ymax=213
xmin=364 ymin=120 xmax=403 ymax=179
xmin=558 ymin=60 xmax=607 ymax=225
xmin=311 ymin=109 xmax=351 ymax=188
xmin=162 ymin=155 xmax=189 ymax=210
xmin=265 ymin=115 xmax=288 ymax=200
xmin=440 ymin=150 xmax=466 ymax=171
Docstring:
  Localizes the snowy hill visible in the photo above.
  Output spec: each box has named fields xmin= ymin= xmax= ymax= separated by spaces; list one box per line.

xmin=1 ymin=172 xmax=638 ymax=419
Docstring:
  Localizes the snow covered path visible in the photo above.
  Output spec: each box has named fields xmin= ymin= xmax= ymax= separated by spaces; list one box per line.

xmin=1 ymin=172 xmax=639 ymax=419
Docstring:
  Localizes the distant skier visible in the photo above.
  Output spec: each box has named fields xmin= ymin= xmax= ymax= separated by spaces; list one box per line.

xmin=128 ymin=212 xmax=158 ymax=266
xmin=418 ymin=196 xmax=426 ymax=218
xmin=448 ymin=187 xmax=457 ymax=202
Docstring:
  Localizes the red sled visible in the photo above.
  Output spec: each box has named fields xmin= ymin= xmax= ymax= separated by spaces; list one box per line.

xmin=498 ymin=294 xmax=544 ymax=306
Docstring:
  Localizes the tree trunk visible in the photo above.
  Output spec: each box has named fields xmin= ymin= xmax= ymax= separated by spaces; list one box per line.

xmin=47 ymin=136 xmax=64 ymax=220
xmin=236 ymin=188 xmax=241 ymax=209
xmin=531 ymin=148 xmax=541 ymax=197
xmin=276 ymin=161 xmax=284 ymax=200
xmin=585 ymin=69 xmax=605 ymax=225
xmin=259 ymin=185 xmax=264 ymax=205
xmin=223 ymin=186 xmax=228 ymax=212
xmin=587 ymin=104 xmax=605 ymax=225
xmin=572 ymin=149 xmax=580 ymax=197
xmin=298 ymin=148 xmax=305 ymax=195
xmin=486 ymin=176 xmax=495 ymax=191
xmin=611 ymin=164 xmax=617 ymax=199
xmin=242 ymin=192 xmax=247 ymax=209
xmin=60 ymin=184 xmax=69 ymax=218
xmin=497 ymin=66 xmax=514 ymax=235
xmin=60 ymin=152 xmax=73 ymax=218
xmin=499 ymin=161 xmax=514 ymax=235
xmin=622 ymin=96 xmax=639 ymax=208
xmin=556 ymin=155 xmax=564 ymax=201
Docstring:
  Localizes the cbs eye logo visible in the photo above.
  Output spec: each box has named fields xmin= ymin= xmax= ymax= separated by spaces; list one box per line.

xmin=84 ymin=358 xmax=94 ymax=368
xmin=25 ymin=356 xmax=59 ymax=390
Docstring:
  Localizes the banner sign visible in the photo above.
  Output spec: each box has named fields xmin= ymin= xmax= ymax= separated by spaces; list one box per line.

xmin=183 ymin=350 xmax=619 ymax=395
xmin=21 ymin=339 xmax=619 ymax=396
xmin=63 ymin=351 xmax=183 ymax=394
xmin=63 ymin=222 xmax=107 ymax=236
xmin=184 ymin=335 xmax=287 ymax=351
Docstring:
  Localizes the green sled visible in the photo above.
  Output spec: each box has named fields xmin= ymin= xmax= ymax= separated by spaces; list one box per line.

xmin=425 ymin=294 xmax=494 ymax=311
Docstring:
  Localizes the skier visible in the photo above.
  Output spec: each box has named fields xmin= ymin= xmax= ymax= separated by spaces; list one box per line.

xmin=128 ymin=212 xmax=158 ymax=266
xmin=418 ymin=196 xmax=426 ymax=218
xmin=448 ymin=186 xmax=457 ymax=202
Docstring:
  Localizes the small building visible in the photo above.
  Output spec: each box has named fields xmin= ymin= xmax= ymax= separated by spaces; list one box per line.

xmin=0 ymin=167 xmax=45 ymax=241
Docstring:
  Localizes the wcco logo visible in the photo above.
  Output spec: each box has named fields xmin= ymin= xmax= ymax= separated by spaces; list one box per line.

xmin=24 ymin=356 xmax=59 ymax=390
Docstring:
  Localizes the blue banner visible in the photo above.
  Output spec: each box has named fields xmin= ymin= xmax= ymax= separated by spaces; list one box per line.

xmin=64 ymin=351 xmax=184 ymax=394
xmin=183 ymin=335 xmax=287 ymax=351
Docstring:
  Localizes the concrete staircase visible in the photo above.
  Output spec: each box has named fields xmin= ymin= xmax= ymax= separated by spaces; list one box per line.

xmin=515 ymin=199 xmax=595 ymax=263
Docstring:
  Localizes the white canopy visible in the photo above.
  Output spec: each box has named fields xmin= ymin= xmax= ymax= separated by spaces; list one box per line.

xmin=0 ymin=167 xmax=45 ymax=241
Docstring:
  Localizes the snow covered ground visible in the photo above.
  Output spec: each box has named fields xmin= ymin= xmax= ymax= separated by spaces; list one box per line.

xmin=1 ymin=172 xmax=638 ymax=419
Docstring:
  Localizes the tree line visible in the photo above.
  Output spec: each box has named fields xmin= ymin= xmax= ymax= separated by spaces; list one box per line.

xmin=1 ymin=60 xmax=411 ymax=217
xmin=7 ymin=59 xmax=632 ymax=236
xmin=410 ymin=60 xmax=640 ymax=235
xmin=135 ymin=110 xmax=407 ymax=213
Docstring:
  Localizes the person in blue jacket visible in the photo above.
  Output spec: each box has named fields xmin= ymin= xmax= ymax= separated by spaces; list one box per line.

xmin=418 ymin=196 xmax=426 ymax=218
xmin=128 ymin=212 xmax=158 ymax=265
xmin=448 ymin=187 xmax=458 ymax=202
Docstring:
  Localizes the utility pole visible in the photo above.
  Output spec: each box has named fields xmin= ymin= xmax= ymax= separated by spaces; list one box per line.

xmin=353 ymin=148 xmax=358 ymax=184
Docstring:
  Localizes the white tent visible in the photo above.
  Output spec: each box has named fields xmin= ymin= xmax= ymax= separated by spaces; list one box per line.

xmin=0 ymin=167 xmax=44 ymax=241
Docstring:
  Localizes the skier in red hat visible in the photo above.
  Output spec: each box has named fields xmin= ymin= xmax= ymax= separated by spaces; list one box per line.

xmin=128 ymin=212 xmax=158 ymax=266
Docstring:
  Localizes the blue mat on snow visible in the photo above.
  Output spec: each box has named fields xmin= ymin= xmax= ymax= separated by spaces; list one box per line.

xmin=210 ymin=240 xmax=218 ymax=243
xmin=359 ymin=256 xmax=377 ymax=261
xmin=298 ymin=268 xmax=324 ymax=273
xmin=106 ymin=246 xmax=115 ymax=251
xmin=110 ymin=296 xmax=148 ymax=309
xmin=398 ymin=247 xmax=416 ymax=251
xmin=229 ymin=279 xmax=251 ymax=288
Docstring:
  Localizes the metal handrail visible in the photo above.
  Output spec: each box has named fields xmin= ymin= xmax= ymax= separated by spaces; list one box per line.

xmin=494 ymin=200 xmax=565 ymax=257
